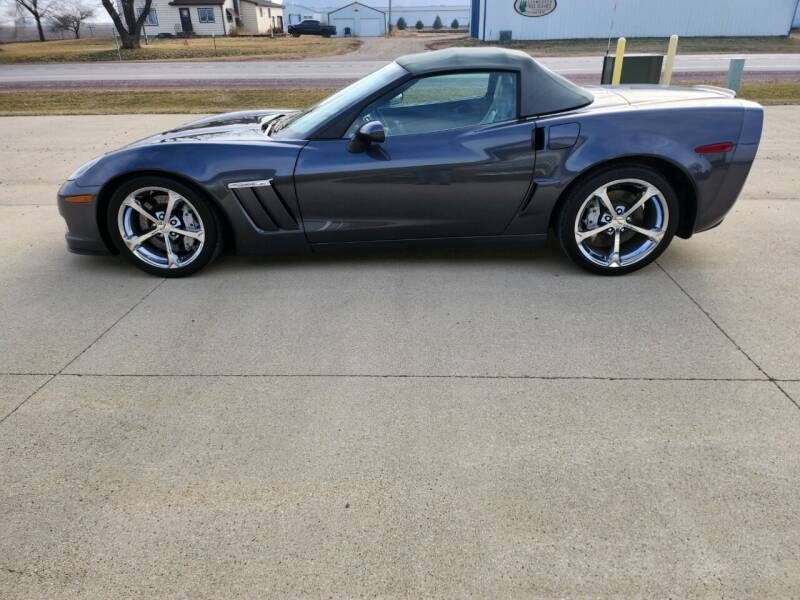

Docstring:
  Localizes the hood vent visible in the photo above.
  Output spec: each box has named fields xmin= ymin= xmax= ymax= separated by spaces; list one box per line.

xmin=228 ymin=179 xmax=298 ymax=232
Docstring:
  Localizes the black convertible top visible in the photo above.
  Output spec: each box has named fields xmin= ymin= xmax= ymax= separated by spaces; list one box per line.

xmin=395 ymin=47 xmax=594 ymax=117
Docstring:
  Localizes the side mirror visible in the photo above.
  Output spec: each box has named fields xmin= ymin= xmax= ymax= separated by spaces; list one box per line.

xmin=347 ymin=121 xmax=386 ymax=153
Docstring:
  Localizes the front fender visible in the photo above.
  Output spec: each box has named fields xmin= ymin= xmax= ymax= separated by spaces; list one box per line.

xmin=73 ymin=140 xmax=309 ymax=256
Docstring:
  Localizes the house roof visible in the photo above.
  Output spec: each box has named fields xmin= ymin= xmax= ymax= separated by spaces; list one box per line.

xmin=240 ymin=0 xmax=283 ymax=6
xmin=328 ymin=2 xmax=385 ymax=16
xmin=169 ymin=0 xmax=225 ymax=5
xmin=286 ymin=1 xmax=469 ymax=8
xmin=396 ymin=48 xmax=594 ymax=117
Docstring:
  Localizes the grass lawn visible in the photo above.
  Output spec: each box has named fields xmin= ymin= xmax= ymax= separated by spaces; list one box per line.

xmin=0 ymin=36 xmax=361 ymax=63
xmin=708 ymin=80 xmax=800 ymax=105
xmin=427 ymin=33 xmax=800 ymax=56
xmin=0 ymin=89 xmax=335 ymax=116
xmin=0 ymin=80 xmax=797 ymax=116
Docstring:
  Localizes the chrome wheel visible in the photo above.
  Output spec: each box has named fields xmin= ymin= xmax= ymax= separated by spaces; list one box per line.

xmin=117 ymin=187 xmax=205 ymax=270
xmin=574 ymin=179 xmax=669 ymax=269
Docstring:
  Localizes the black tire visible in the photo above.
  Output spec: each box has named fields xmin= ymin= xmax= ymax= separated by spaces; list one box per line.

xmin=292 ymin=33 xmax=300 ymax=37
xmin=107 ymin=175 xmax=224 ymax=278
xmin=556 ymin=165 xmax=679 ymax=275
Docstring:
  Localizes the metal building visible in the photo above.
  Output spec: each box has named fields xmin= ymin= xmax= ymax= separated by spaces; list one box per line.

xmin=284 ymin=0 xmax=471 ymax=30
xmin=471 ymin=0 xmax=800 ymax=41
xmin=329 ymin=1 xmax=386 ymax=36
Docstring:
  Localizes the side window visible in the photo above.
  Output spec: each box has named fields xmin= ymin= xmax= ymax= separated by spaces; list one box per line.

xmin=346 ymin=71 xmax=517 ymax=138
xmin=394 ymin=72 xmax=490 ymax=106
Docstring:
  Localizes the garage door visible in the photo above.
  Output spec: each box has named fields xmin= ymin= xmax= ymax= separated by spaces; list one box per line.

xmin=332 ymin=18 xmax=355 ymax=36
xmin=358 ymin=18 xmax=383 ymax=36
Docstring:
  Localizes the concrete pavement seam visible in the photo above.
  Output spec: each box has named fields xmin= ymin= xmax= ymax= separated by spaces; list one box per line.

xmin=0 ymin=373 xmax=57 ymax=425
xmin=0 ymin=278 xmax=166 ymax=426
xmin=56 ymin=278 xmax=166 ymax=375
xmin=656 ymin=261 xmax=800 ymax=411
xmin=0 ymin=373 xmax=785 ymax=382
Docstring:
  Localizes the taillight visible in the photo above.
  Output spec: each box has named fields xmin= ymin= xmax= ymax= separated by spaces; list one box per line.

xmin=695 ymin=142 xmax=734 ymax=154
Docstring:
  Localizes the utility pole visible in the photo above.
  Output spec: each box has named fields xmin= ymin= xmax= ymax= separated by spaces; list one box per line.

xmin=387 ymin=0 xmax=391 ymax=36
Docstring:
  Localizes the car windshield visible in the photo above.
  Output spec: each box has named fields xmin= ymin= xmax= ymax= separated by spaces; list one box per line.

xmin=272 ymin=62 xmax=406 ymax=140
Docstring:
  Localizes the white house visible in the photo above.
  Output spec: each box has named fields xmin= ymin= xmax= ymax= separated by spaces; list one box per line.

xmin=283 ymin=2 xmax=324 ymax=25
xmin=237 ymin=0 xmax=285 ymax=34
xmin=328 ymin=1 xmax=385 ymax=36
xmin=132 ymin=0 xmax=283 ymax=36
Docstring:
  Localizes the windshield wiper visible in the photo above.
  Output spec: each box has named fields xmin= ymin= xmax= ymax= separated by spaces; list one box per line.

xmin=262 ymin=114 xmax=284 ymax=136
xmin=269 ymin=114 xmax=295 ymax=135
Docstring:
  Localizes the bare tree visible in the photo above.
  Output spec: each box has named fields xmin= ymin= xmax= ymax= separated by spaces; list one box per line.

xmin=49 ymin=1 xmax=94 ymax=39
xmin=12 ymin=0 xmax=57 ymax=41
xmin=100 ymin=0 xmax=152 ymax=49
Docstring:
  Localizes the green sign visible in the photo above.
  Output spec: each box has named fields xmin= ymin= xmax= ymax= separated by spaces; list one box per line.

xmin=514 ymin=0 xmax=557 ymax=17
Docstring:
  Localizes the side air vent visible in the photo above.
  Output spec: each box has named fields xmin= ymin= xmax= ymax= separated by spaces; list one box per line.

xmin=533 ymin=127 xmax=546 ymax=151
xmin=228 ymin=179 xmax=298 ymax=232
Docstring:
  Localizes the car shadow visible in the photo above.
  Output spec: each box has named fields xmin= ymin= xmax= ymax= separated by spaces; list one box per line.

xmin=204 ymin=239 xmax=579 ymax=277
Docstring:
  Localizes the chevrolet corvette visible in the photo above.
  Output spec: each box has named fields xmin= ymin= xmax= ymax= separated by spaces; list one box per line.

xmin=57 ymin=47 xmax=763 ymax=276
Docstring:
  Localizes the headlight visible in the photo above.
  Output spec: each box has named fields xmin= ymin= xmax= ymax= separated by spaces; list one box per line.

xmin=67 ymin=157 xmax=101 ymax=181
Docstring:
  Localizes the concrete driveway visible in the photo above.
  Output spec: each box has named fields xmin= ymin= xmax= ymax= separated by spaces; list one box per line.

xmin=317 ymin=32 xmax=462 ymax=61
xmin=1 ymin=109 xmax=799 ymax=598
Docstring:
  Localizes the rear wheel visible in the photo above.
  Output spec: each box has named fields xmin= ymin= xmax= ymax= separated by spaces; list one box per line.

xmin=557 ymin=166 xmax=679 ymax=275
xmin=107 ymin=176 xmax=223 ymax=277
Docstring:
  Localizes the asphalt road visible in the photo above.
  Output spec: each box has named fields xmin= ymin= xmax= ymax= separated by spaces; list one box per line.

xmin=1 ymin=53 xmax=800 ymax=90
xmin=1 ymin=109 xmax=800 ymax=597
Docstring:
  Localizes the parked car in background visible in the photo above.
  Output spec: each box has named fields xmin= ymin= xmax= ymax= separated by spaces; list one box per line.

xmin=57 ymin=48 xmax=763 ymax=277
xmin=287 ymin=19 xmax=336 ymax=37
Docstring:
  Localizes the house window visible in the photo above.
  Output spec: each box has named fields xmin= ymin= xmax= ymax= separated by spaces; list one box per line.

xmin=259 ymin=7 xmax=263 ymax=16
xmin=136 ymin=6 xmax=158 ymax=26
xmin=197 ymin=7 xmax=216 ymax=23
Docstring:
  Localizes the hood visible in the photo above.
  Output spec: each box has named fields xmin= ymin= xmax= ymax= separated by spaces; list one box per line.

xmin=585 ymin=85 xmax=737 ymax=108
xmin=125 ymin=109 xmax=300 ymax=146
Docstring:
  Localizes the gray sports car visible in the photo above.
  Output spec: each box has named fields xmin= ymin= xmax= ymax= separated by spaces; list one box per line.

xmin=57 ymin=47 xmax=763 ymax=277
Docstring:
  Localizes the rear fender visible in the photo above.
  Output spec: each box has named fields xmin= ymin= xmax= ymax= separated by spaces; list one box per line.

xmin=505 ymin=103 xmax=745 ymax=236
xmin=694 ymin=101 xmax=763 ymax=232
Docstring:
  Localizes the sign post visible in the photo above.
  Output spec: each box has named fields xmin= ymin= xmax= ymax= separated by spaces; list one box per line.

xmin=727 ymin=58 xmax=746 ymax=94
xmin=112 ymin=27 xmax=122 ymax=61
xmin=660 ymin=35 xmax=679 ymax=85
xmin=611 ymin=37 xmax=626 ymax=85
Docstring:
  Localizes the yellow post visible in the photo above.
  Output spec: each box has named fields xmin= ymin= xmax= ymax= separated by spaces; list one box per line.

xmin=611 ymin=37 xmax=626 ymax=85
xmin=661 ymin=34 xmax=679 ymax=86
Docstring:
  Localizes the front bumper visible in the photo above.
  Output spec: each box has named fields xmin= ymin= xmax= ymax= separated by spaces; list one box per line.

xmin=57 ymin=180 xmax=111 ymax=255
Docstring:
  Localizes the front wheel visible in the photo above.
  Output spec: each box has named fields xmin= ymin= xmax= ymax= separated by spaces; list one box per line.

xmin=107 ymin=176 xmax=223 ymax=277
xmin=556 ymin=166 xmax=679 ymax=275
